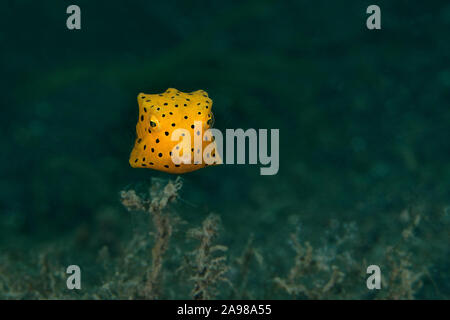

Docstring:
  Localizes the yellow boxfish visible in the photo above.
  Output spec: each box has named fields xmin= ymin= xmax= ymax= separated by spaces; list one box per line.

xmin=129 ymin=88 xmax=221 ymax=174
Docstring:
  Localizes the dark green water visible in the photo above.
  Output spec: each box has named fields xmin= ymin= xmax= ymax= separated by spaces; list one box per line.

xmin=0 ymin=1 xmax=449 ymax=299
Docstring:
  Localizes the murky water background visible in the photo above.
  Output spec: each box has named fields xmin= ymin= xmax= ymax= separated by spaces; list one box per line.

xmin=0 ymin=1 xmax=448 ymax=299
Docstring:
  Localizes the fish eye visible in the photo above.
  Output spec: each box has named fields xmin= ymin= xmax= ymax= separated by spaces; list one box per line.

xmin=207 ymin=112 xmax=215 ymax=127
xmin=149 ymin=115 xmax=161 ymax=131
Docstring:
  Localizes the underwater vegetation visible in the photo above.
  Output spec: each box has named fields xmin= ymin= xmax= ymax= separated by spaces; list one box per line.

xmin=0 ymin=178 xmax=447 ymax=299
